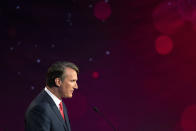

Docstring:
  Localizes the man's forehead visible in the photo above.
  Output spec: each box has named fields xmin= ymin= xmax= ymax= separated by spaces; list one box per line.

xmin=64 ymin=67 xmax=78 ymax=78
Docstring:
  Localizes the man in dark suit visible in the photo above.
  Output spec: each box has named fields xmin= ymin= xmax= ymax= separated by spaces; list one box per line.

xmin=25 ymin=61 xmax=79 ymax=131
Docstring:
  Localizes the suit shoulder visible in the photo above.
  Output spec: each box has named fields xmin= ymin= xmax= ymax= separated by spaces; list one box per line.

xmin=27 ymin=101 xmax=50 ymax=113
xmin=25 ymin=102 xmax=51 ymax=121
xmin=26 ymin=92 xmax=51 ymax=115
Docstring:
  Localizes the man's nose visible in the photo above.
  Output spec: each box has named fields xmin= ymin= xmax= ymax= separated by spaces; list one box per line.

xmin=74 ymin=83 xmax=78 ymax=89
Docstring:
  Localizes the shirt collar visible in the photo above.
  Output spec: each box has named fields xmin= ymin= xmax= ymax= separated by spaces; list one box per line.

xmin=45 ymin=87 xmax=62 ymax=110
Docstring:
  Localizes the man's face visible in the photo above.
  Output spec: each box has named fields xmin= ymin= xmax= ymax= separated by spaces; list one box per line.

xmin=58 ymin=67 xmax=78 ymax=98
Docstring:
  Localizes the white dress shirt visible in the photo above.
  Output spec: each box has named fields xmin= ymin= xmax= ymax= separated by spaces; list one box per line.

xmin=45 ymin=87 xmax=62 ymax=110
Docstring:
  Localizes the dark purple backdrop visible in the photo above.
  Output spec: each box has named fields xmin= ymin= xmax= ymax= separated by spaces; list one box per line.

xmin=1 ymin=0 xmax=196 ymax=131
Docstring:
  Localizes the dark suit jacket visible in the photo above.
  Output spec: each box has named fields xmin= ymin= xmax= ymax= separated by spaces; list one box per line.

xmin=25 ymin=89 xmax=71 ymax=131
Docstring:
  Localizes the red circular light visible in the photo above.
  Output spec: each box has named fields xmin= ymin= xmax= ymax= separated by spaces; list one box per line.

xmin=94 ymin=1 xmax=112 ymax=21
xmin=152 ymin=0 xmax=184 ymax=34
xmin=155 ymin=35 xmax=173 ymax=55
xmin=92 ymin=72 xmax=99 ymax=79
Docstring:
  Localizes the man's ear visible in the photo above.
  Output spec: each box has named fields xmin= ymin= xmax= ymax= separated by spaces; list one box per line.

xmin=54 ymin=78 xmax=62 ymax=87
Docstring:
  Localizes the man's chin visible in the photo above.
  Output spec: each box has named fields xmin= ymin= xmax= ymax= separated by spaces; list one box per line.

xmin=64 ymin=94 xmax=73 ymax=98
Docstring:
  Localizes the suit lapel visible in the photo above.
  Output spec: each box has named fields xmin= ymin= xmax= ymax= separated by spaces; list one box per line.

xmin=63 ymin=103 xmax=71 ymax=131
xmin=42 ymin=90 xmax=68 ymax=131
xmin=51 ymin=105 xmax=68 ymax=131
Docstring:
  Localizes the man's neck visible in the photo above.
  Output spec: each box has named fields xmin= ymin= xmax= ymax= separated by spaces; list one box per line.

xmin=46 ymin=86 xmax=62 ymax=100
